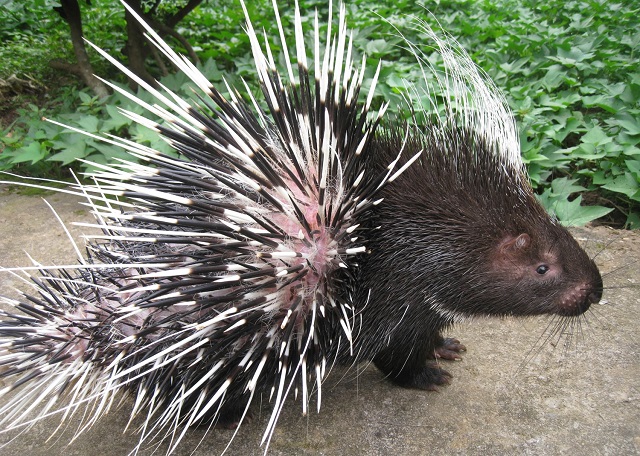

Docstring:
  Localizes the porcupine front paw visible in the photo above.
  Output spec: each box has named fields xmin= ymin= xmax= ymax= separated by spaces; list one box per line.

xmin=373 ymin=351 xmax=453 ymax=391
xmin=432 ymin=337 xmax=466 ymax=361
xmin=400 ymin=337 xmax=466 ymax=390
xmin=373 ymin=333 xmax=465 ymax=390
xmin=392 ymin=362 xmax=453 ymax=391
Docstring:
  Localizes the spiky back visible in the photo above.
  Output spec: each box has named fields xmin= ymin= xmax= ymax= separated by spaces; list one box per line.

xmin=0 ymin=2 xmax=528 ymax=454
xmin=0 ymin=1 xmax=419 ymax=452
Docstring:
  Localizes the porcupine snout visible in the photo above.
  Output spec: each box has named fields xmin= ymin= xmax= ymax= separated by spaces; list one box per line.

xmin=555 ymin=274 xmax=603 ymax=316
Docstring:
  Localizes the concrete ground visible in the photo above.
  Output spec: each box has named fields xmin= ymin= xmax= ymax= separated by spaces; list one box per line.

xmin=0 ymin=188 xmax=638 ymax=456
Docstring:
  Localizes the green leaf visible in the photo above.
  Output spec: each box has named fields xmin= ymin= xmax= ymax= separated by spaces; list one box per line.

xmin=572 ymin=142 xmax=608 ymax=160
xmin=48 ymin=140 xmax=87 ymax=165
xmin=625 ymin=211 xmax=640 ymax=229
xmin=616 ymin=117 xmax=640 ymax=136
xmin=365 ymin=39 xmax=393 ymax=55
xmin=602 ymin=173 xmax=639 ymax=198
xmin=77 ymin=91 xmax=93 ymax=104
xmin=582 ymin=95 xmax=619 ymax=114
xmin=581 ymin=125 xmax=612 ymax=146
xmin=540 ymin=66 xmax=565 ymax=91
xmin=102 ymin=105 xmax=132 ymax=131
xmin=550 ymin=177 xmax=586 ymax=197
xmin=552 ymin=196 xmax=613 ymax=226
xmin=90 ymin=142 xmax=134 ymax=162
xmin=75 ymin=115 xmax=100 ymax=134
xmin=10 ymin=141 xmax=47 ymax=164
xmin=625 ymin=160 xmax=640 ymax=176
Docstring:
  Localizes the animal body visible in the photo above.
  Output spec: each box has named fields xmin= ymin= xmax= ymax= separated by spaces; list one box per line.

xmin=0 ymin=1 xmax=602 ymax=454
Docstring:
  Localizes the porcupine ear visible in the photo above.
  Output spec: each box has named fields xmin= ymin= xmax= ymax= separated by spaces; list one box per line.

xmin=0 ymin=1 xmax=419 ymax=454
xmin=491 ymin=233 xmax=536 ymax=270
xmin=499 ymin=234 xmax=532 ymax=255
xmin=493 ymin=233 xmax=552 ymax=278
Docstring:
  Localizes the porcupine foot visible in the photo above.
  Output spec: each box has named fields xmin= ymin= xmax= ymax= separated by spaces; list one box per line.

xmin=214 ymin=405 xmax=254 ymax=430
xmin=432 ymin=337 xmax=466 ymax=361
xmin=410 ymin=337 xmax=467 ymax=390
xmin=188 ymin=396 xmax=252 ymax=430
xmin=395 ymin=362 xmax=454 ymax=391
xmin=373 ymin=334 xmax=465 ymax=390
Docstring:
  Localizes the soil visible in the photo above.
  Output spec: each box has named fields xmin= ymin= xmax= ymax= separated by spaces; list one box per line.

xmin=0 ymin=188 xmax=638 ymax=456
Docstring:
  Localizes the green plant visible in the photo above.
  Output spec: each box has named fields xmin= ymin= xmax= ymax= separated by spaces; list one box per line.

xmin=0 ymin=59 xmax=229 ymax=174
xmin=2 ymin=0 xmax=638 ymax=227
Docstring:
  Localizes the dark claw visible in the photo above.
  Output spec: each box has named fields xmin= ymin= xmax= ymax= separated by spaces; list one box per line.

xmin=434 ymin=337 xmax=466 ymax=360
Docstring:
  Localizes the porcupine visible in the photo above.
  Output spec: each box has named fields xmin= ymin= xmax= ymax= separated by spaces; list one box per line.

xmin=0 ymin=0 xmax=602 ymax=454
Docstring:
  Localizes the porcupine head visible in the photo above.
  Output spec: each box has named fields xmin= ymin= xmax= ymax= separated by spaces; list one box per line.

xmin=351 ymin=27 xmax=603 ymax=390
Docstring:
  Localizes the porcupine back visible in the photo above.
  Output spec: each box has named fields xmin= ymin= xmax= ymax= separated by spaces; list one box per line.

xmin=0 ymin=1 xmax=418 ymax=453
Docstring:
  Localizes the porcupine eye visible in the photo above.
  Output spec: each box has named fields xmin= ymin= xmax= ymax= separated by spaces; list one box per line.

xmin=536 ymin=265 xmax=550 ymax=275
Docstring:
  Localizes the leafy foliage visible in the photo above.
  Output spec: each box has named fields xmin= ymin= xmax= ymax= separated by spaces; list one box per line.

xmin=1 ymin=0 xmax=638 ymax=227
xmin=0 ymin=0 xmax=68 ymax=85
xmin=0 ymin=1 xmax=123 ymax=83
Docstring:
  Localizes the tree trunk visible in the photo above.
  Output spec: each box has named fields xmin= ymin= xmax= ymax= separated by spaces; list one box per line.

xmin=50 ymin=0 xmax=110 ymax=99
xmin=123 ymin=0 xmax=158 ymax=90
xmin=122 ymin=0 xmax=204 ymax=90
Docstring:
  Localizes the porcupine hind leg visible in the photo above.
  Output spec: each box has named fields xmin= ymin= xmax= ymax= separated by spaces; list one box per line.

xmin=373 ymin=333 xmax=465 ymax=390
xmin=183 ymin=395 xmax=252 ymax=430
xmin=214 ymin=400 xmax=253 ymax=430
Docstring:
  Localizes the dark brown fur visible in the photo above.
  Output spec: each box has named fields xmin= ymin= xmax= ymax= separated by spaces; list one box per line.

xmin=348 ymin=126 xmax=603 ymax=389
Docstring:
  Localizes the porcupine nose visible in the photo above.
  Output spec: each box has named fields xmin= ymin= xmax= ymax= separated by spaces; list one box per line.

xmin=556 ymin=280 xmax=601 ymax=316
xmin=587 ymin=268 xmax=604 ymax=305
xmin=587 ymin=289 xmax=602 ymax=305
